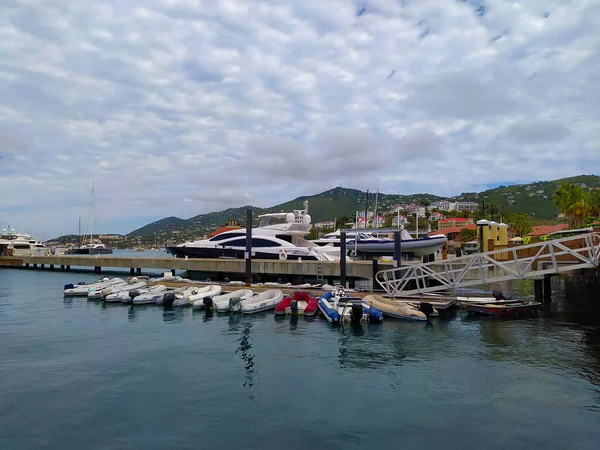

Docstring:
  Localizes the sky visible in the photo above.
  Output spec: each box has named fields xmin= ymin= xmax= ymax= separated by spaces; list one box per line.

xmin=1 ymin=0 xmax=599 ymax=240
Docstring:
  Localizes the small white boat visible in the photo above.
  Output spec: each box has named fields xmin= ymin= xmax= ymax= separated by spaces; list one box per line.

xmin=106 ymin=285 xmax=167 ymax=304
xmin=63 ymin=278 xmax=124 ymax=296
xmin=214 ymin=289 xmax=254 ymax=312
xmin=363 ymin=295 xmax=428 ymax=321
xmin=171 ymin=286 xmax=215 ymax=307
xmin=235 ymin=289 xmax=284 ymax=314
xmin=317 ymin=290 xmax=384 ymax=324
xmin=133 ymin=288 xmax=174 ymax=305
xmin=182 ymin=285 xmax=223 ymax=308
xmin=88 ymin=280 xmax=147 ymax=300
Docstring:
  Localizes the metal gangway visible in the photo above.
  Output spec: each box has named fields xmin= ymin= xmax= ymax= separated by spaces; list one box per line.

xmin=376 ymin=233 xmax=600 ymax=297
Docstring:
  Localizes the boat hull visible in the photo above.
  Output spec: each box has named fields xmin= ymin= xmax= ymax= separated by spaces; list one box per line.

xmin=274 ymin=291 xmax=318 ymax=316
xmin=71 ymin=248 xmax=113 ymax=255
xmin=349 ymin=236 xmax=447 ymax=257
xmin=165 ymin=246 xmax=318 ymax=260
xmin=464 ymin=302 xmax=541 ymax=316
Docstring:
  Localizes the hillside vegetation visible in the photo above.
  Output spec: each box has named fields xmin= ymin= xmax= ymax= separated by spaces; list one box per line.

xmin=123 ymin=175 xmax=599 ymax=241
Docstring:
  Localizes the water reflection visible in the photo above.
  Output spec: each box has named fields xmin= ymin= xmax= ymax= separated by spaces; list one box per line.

xmin=128 ymin=305 xmax=136 ymax=322
xmin=235 ymin=318 xmax=255 ymax=389
xmin=338 ymin=324 xmax=390 ymax=370
xmin=162 ymin=306 xmax=184 ymax=323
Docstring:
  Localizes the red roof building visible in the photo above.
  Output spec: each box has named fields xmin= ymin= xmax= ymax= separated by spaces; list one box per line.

xmin=438 ymin=218 xmax=474 ymax=230
xmin=526 ymin=224 xmax=569 ymax=237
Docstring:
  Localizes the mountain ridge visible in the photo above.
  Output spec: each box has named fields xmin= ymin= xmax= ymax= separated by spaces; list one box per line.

xmin=125 ymin=174 xmax=599 ymax=240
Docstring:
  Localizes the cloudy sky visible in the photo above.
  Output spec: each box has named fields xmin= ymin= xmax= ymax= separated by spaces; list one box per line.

xmin=1 ymin=0 xmax=599 ymax=239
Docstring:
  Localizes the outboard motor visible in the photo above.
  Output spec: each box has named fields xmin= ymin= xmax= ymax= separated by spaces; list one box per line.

xmin=492 ymin=289 xmax=506 ymax=301
xmin=290 ymin=299 xmax=298 ymax=315
xmin=162 ymin=291 xmax=176 ymax=308
xmin=350 ymin=301 xmax=364 ymax=325
xmin=129 ymin=289 xmax=140 ymax=300
xmin=419 ymin=302 xmax=435 ymax=317
xmin=203 ymin=297 xmax=214 ymax=310
xmin=230 ymin=297 xmax=242 ymax=312
xmin=64 ymin=284 xmax=74 ymax=290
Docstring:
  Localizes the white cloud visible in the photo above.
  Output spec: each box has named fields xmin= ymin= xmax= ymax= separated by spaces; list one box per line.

xmin=0 ymin=0 xmax=599 ymax=239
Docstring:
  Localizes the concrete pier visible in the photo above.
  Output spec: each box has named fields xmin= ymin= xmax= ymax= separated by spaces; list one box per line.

xmin=0 ymin=254 xmax=394 ymax=281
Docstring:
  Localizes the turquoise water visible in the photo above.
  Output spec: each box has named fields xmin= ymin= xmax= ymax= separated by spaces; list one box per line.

xmin=1 ymin=268 xmax=599 ymax=449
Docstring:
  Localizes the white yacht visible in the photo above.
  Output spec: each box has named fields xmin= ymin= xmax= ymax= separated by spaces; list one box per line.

xmin=311 ymin=228 xmax=447 ymax=258
xmin=166 ymin=202 xmax=336 ymax=261
xmin=0 ymin=228 xmax=48 ymax=256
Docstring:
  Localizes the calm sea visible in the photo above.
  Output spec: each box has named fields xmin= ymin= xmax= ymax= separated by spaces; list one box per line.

xmin=1 ymin=259 xmax=599 ymax=449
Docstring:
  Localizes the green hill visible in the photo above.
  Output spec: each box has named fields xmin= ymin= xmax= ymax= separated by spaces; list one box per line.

xmin=454 ymin=175 xmax=600 ymax=220
xmin=126 ymin=187 xmax=445 ymax=241
xmin=121 ymin=174 xmax=599 ymax=241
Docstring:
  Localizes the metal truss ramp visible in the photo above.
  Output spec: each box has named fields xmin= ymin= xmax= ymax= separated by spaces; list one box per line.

xmin=376 ymin=233 xmax=600 ymax=297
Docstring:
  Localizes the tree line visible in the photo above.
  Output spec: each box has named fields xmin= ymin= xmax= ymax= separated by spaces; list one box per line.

xmin=553 ymin=183 xmax=600 ymax=228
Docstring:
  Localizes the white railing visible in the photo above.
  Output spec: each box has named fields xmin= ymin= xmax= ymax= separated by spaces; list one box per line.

xmin=376 ymin=233 xmax=600 ymax=297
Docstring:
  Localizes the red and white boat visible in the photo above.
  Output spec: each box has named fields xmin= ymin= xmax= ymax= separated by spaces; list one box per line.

xmin=274 ymin=291 xmax=318 ymax=316
xmin=464 ymin=301 xmax=541 ymax=317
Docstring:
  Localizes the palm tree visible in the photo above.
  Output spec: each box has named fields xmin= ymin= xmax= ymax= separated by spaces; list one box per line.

xmin=553 ymin=183 xmax=594 ymax=228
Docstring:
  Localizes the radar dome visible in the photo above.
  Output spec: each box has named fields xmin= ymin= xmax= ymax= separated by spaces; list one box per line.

xmin=302 ymin=214 xmax=312 ymax=224
xmin=285 ymin=213 xmax=295 ymax=223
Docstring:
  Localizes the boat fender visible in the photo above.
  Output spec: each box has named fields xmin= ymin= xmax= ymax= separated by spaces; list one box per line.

xmin=368 ymin=307 xmax=384 ymax=322
xmin=203 ymin=297 xmax=214 ymax=309
xmin=419 ymin=302 xmax=434 ymax=317
xmin=492 ymin=289 xmax=506 ymax=301
xmin=64 ymin=284 xmax=74 ymax=290
xmin=278 ymin=250 xmax=288 ymax=261
xmin=290 ymin=299 xmax=298 ymax=315
xmin=129 ymin=289 xmax=141 ymax=299
xmin=350 ymin=302 xmax=364 ymax=324
xmin=162 ymin=292 xmax=176 ymax=308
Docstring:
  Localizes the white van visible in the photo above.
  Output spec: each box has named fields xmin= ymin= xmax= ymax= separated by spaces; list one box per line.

xmin=463 ymin=240 xmax=479 ymax=255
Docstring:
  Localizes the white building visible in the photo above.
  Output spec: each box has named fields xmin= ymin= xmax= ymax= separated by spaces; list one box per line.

xmin=392 ymin=215 xmax=407 ymax=227
xmin=314 ymin=221 xmax=336 ymax=229
xmin=372 ymin=216 xmax=386 ymax=228
xmin=438 ymin=201 xmax=456 ymax=212
xmin=455 ymin=201 xmax=479 ymax=212
xmin=405 ymin=204 xmax=426 ymax=218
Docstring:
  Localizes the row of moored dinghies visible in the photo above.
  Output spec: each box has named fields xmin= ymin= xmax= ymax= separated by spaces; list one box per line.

xmin=63 ymin=277 xmax=541 ymax=320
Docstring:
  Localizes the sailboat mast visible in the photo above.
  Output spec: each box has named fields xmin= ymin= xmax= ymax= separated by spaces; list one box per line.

xmin=373 ymin=189 xmax=379 ymax=234
xmin=90 ymin=181 xmax=95 ymax=245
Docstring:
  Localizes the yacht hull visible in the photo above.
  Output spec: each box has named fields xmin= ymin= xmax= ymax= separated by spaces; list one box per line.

xmin=71 ymin=248 xmax=113 ymax=255
xmin=165 ymin=246 xmax=319 ymax=260
xmin=349 ymin=236 xmax=446 ymax=257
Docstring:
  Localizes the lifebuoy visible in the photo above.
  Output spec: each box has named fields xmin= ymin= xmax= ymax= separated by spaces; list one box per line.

xmin=279 ymin=250 xmax=288 ymax=261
